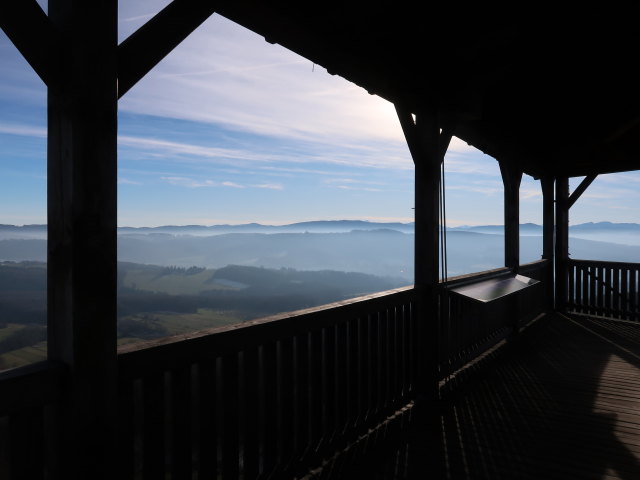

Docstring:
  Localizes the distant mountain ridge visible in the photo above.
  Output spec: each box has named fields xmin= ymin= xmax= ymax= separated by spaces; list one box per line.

xmin=2 ymin=224 xmax=640 ymax=278
xmin=1 ymin=220 xmax=640 ymax=238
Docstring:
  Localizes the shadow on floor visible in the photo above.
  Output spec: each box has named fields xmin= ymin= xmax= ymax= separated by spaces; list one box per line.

xmin=326 ymin=313 xmax=640 ymax=480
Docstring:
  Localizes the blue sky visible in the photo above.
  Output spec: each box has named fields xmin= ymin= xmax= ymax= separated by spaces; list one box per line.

xmin=1 ymin=1 xmax=640 ymax=227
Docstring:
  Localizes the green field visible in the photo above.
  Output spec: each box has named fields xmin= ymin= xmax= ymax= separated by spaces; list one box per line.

xmin=119 ymin=308 xmax=243 ymax=340
xmin=1 ymin=261 xmax=403 ymax=371
xmin=120 ymin=264 xmax=236 ymax=295
xmin=0 ymin=323 xmax=26 ymax=342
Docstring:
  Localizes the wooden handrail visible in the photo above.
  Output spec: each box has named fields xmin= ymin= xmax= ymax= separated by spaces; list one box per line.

xmin=569 ymin=258 xmax=640 ymax=270
xmin=443 ymin=259 xmax=548 ymax=288
xmin=0 ymin=361 xmax=65 ymax=415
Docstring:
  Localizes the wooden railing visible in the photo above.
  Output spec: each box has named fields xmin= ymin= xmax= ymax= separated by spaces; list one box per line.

xmin=0 ymin=361 xmax=65 ymax=480
xmin=568 ymin=259 xmax=640 ymax=321
xmin=438 ymin=259 xmax=549 ymax=377
xmin=116 ymin=286 xmax=417 ymax=479
xmin=0 ymin=261 xmax=553 ymax=479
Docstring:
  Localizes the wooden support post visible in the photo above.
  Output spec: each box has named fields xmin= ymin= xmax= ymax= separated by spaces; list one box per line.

xmin=499 ymin=161 xmax=522 ymax=270
xmin=555 ymin=177 xmax=570 ymax=311
xmin=396 ymin=106 xmax=452 ymax=480
xmin=47 ymin=1 xmax=118 ymax=478
xmin=499 ymin=161 xmax=522 ymax=334
xmin=395 ymin=106 xmax=452 ymax=404
xmin=541 ymin=177 xmax=555 ymax=312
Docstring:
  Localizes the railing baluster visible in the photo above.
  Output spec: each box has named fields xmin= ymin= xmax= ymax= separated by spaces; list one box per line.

xmin=117 ymin=379 xmax=135 ymax=479
xmin=261 ymin=342 xmax=278 ymax=478
xmin=593 ymin=266 xmax=600 ymax=315
xmin=323 ymin=326 xmax=336 ymax=446
xmin=242 ymin=348 xmax=259 ymax=480
xmin=398 ymin=305 xmax=407 ymax=398
xmin=613 ymin=265 xmax=621 ymax=318
xmin=307 ymin=330 xmax=323 ymax=460
xmin=389 ymin=305 xmax=399 ymax=408
xmin=573 ymin=264 xmax=581 ymax=312
xmin=369 ymin=312 xmax=380 ymax=419
xmin=170 ymin=366 xmax=192 ymax=478
xmin=630 ymin=270 xmax=639 ymax=321
xmin=278 ymin=338 xmax=294 ymax=472
xmin=197 ymin=359 xmax=217 ymax=479
xmin=584 ymin=265 xmax=590 ymax=313
xmin=335 ymin=322 xmax=348 ymax=437
xmin=591 ymin=265 xmax=598 ymax=314
xmin=293 ymin=333 xmax=310 ymax=473
xmin=142 ymin=372 xmax=165 ymax=480
xmin=9 ymin=408 xmax=44 ymax=480
xmin=568 ymin=262 xmax=575 ymax=310
xmin=379 ymin=308 xmax=389 ymax=412
xmin=221 ymin=354 xmax=239 ymax=480
xmin=347 ymin=318 xmax=359 ymax=431
xmin=360 ymin=314 xmax=373 ymax=423
xmin=604 ymin=266 xmax=612 ymax=316
xmin=621 ymin=268 xmax=629 ymax=320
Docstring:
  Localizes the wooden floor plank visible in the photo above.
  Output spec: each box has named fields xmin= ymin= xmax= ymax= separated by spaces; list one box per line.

xmin=330 ymin=313 xmax=640 ymax=480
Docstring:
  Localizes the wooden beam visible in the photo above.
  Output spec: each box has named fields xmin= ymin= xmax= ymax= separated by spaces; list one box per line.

xmin=541 ymin=176 xmax=555 ymax=311
xmin=541 ymin=177 xmax=554 ymax=261
xmin=568 ymin=173 xmax=597 ymax=209
xmin=555 ymin=177 xmax=570 ymax=311
xmin=48 ymin=1 xmax=118 ymax=478
xmin=0 ymin=1 xmax=60 ymax=86
xmin=499 ymin=161 xmax=522 ymax=270
xmin=394 ymin=105 xmax=420 ymax=162
xmin=118 ymin=0 xmax=218 ymax=98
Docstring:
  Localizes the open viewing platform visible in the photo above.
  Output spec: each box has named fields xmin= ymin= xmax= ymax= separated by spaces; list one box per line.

xmin=3 ymin=3 xmax=640 ymax=479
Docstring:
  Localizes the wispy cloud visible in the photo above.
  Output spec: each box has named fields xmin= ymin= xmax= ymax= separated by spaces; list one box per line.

xmin=334 ymin=185 xmax=382 ymax=192
xmin=118 ymin=177 xmax=142 ymax=185
xmin=324 ymin=178 xmax=384 ymax=186
xmin=0 ymin=123 xmax=46 ymax=138
xmin=119 ymin=135 xmax=271 ymax=163
xmin=447 ymin=185 xmax=502 ymax=196
xmin=122 ymin=13 xmax=156 ymax=23
xmin=253 ymin=183 xmax=283 ymax=190
xmin=520 ymin=187 xmax=542 ymax=200
xmin=161 ymin=176 xmax=242 ymax=188
xmin=324 ymin=177 xmax=384 ymax=192
xmin=119 ymin=132 xmax=414 ymax=170
xmin=160 ymin=176 xmax=281 ymax=190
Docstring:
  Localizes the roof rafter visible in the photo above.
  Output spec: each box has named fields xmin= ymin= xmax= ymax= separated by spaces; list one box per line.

xmin=0 ymin=0 xmax=60 ymax=86
xmin=568 ymin=174 xmax=597 ymax=209
xmin=117 ymin=0 xmax=217 ymax=99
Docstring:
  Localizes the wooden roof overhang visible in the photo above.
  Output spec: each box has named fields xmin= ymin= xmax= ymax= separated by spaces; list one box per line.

xmin=214 ymin=3 xmax=640 ymax=179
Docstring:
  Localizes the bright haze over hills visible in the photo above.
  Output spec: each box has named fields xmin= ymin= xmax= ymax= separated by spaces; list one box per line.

xmin=1 ymin=221 xmax=640 ymax=280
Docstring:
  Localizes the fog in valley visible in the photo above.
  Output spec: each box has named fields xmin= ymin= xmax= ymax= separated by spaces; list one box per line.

xmin=2 ymin=220 xmax=640 ymax=370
